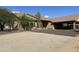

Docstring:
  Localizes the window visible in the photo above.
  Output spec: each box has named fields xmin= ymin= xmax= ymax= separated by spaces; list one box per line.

xmin=63 ymin=23 xmax=68 ymax=27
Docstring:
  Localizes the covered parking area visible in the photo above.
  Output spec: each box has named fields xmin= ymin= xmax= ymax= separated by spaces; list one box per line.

xmin=49 ymin=14 xmax=79 ymax=30
xmin=53 ymin=21 xmax=75 ymax=29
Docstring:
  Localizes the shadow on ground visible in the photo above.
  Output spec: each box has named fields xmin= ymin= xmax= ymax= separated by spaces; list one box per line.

xmin=0 ymin=31 xmax=24 ymax=36
xmin=32 ymin=29 xmax=79 ymax=37
xmin=0 ymin=30 xmax=78 ymax=37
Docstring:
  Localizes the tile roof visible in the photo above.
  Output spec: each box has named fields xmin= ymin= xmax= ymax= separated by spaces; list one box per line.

xmin=49 ymin=14 xmax=79 ymax=22
xmin=14 ymin=13 xmax=50 ymax=21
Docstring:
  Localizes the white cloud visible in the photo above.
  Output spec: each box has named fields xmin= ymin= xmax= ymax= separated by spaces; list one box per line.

xmin=12 ymin=11 xmax=20 ymax=13
xmin=44 ymin=15 xmax=49 ymax=18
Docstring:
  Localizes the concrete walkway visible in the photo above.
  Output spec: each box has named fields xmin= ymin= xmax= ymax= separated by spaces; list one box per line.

xmin=0 ymin=31 xmax=78 ymax=52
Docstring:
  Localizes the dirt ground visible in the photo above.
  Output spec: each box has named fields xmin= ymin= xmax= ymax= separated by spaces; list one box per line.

xmin=0 ymin=31 xmax=78 ymax=52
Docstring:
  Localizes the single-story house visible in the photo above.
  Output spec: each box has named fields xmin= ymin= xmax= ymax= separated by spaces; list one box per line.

xmin=15 ymin=13 xmax=79 ymax=30
xmin=48 ymin=14 xmax=79 ymax=30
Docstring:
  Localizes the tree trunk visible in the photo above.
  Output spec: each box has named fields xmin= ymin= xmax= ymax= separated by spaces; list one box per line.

xmin=0 ymin=25 xmax=4 ymax=31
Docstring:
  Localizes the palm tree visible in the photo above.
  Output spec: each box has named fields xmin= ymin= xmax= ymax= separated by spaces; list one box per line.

xmin=0 ymin=8 xmax=19 ymax=31
xmin=35 ymin=12 xmax=43 ymax=28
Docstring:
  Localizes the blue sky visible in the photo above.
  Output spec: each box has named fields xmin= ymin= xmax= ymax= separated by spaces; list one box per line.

xmin=1 ymin=6 xmax=79 ymax=18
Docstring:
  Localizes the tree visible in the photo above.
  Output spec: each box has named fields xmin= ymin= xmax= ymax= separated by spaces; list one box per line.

xmin=35 ymin=12 xmax=43 ymax=28
xmin=19 ymin=14 xmax=34 ymax=30
xmin=0 ymin=8 xmax=19 ymax=31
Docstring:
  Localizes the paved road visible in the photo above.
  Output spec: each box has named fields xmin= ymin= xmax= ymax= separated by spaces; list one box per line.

xmin=0 ymin=31 xmax=78 ymax=52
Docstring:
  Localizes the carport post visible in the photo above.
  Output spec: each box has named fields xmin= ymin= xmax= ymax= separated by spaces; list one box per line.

xmin=73 ymin=22 xmax=76 ymax=30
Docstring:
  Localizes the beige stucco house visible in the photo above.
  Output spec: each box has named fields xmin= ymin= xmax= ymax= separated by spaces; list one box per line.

xmin=14 ymin=13 xmax=79 ymax=30
xmin=49 ymin=14 xmax=79 ymax=30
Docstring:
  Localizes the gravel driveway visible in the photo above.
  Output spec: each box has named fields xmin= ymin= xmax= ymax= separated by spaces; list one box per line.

xmin=0 ymin=31 xmax=78 ymax=52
